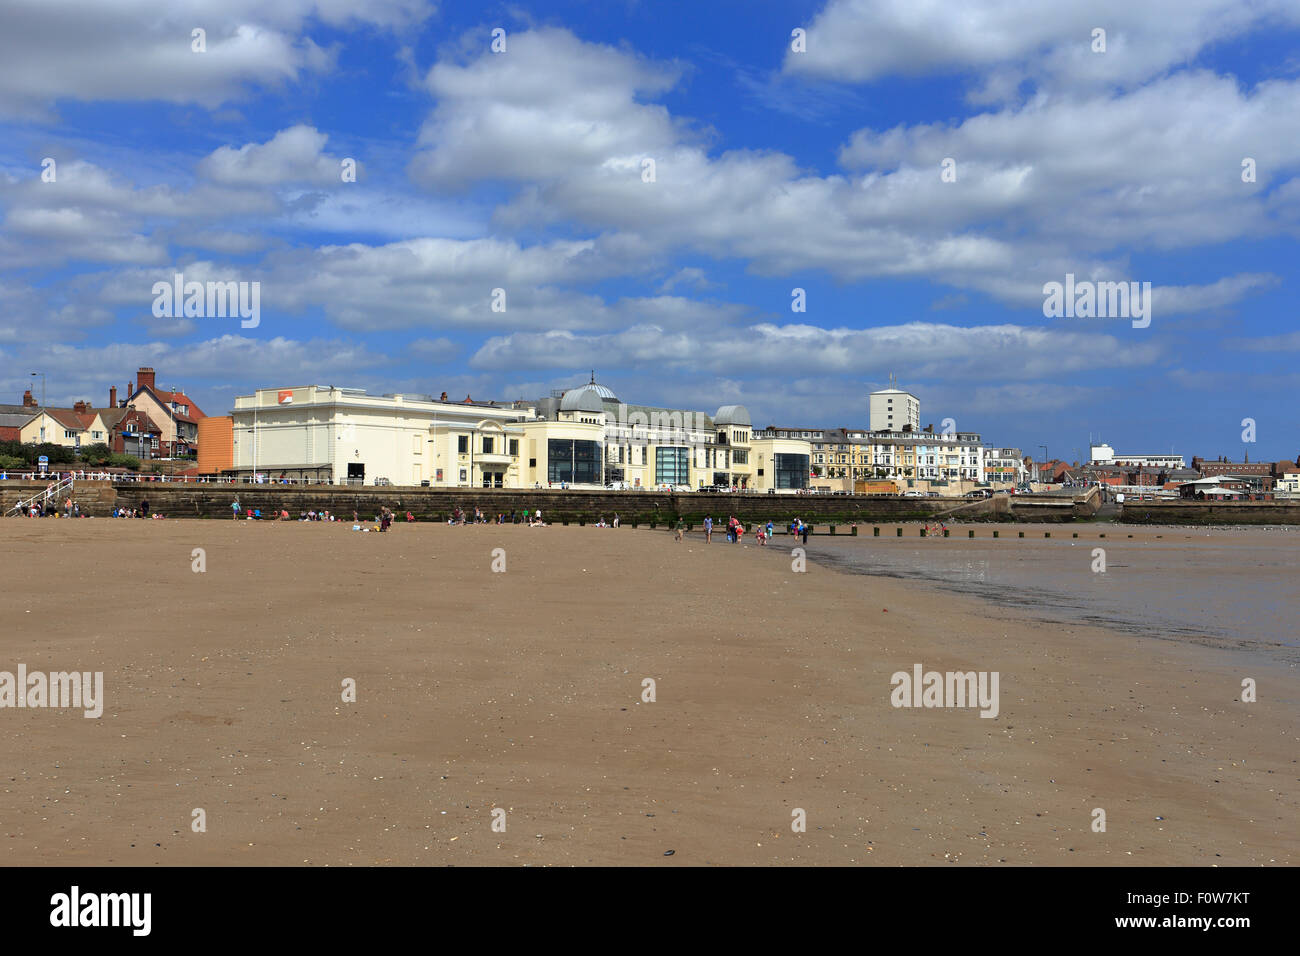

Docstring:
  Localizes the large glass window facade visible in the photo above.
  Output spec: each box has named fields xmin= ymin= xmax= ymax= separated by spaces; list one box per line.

xmin=774 ymin=453 xmax=810 ymax=490
xmin=655 ymin=446 xmax=690 ymax=485
xmin=548 ymin=439 xmax=601 ymax=484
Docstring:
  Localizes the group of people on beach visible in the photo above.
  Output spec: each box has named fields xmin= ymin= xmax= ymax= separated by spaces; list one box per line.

xmin=111 ymin=506 xmax=165 ymax=519
xmin=448 ymin=506 xmax=550 ymax=527
xmin=691 ymin=515 xmax=778 ymax=545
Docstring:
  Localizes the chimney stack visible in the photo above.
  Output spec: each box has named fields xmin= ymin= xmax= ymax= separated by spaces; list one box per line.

xmin=137 ymin=367 xmax=156 ymax=391
xmin=110 ymin=386 xmax=117 ymax=408
xmin=74 ymin=400 xmax=88 ymax=413
xmin=22 ymin=388 xmax=35 ymax=408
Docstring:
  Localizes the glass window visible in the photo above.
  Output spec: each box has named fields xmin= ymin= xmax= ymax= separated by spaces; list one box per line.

xmin=483 ymin=436 xmax=494 ymax=454
xmin=548 ymin=438 xmax=601 ymax=484
xmin=655 ymin=446 xmax=690 ymax=486
xmin=509 ymin=439 xmax=519 ymax=456
xmin=457 ymin=435 xmax=468 ymax=454
xmin=774 ymin=453 xmax=809 ymax=490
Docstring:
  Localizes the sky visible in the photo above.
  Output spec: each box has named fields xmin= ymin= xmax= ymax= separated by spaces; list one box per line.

xmin=1 ymin=0 xmax=1298 ymax=464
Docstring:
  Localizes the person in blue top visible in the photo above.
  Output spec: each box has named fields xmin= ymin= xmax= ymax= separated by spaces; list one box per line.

xmin=704 ymin=515 xmax=713 ymax=542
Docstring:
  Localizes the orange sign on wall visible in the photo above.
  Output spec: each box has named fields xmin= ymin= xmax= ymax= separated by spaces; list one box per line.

xmin=277 ymin=390 xmax=293 ymax=405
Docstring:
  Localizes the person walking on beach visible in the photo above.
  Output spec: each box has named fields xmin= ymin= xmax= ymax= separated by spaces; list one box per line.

xmin=704 ymin=515 xmax=713 ymax=542
xmin=674 ymin=516 xmax=684 ymax=541
xmin=801 ymin=521 xmax=809 ymax=545
xmin=613 ymin=512 xmax=620 ymax=528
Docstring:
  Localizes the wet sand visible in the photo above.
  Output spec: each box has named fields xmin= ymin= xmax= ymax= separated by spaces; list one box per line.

xmin=792 ymin=522 xmax=1300 ymax=657
xmin=0 ymin=519 xmax=1295 ymax=866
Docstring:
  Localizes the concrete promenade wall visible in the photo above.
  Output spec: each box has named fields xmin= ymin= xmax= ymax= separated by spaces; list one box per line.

xmin=24 ymin=480 xmax=1261 ymax=525
xmin=106 ymin=484 xmax=1009 ymax=524
xmin=1120 ymin=500 xmax=1300 ymax=525
xmin=1 ymin=480 xmax=1017 ymax=524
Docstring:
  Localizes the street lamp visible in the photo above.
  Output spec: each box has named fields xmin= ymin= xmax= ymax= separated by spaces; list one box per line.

xmin=31 ymin=372 xmax=45 ymax=442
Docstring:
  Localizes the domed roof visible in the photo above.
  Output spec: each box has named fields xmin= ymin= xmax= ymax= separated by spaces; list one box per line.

xmin=713 ymin=404 xmax=751 ymax=426
xmin=560 ymin=385 xmax=605 ymax=413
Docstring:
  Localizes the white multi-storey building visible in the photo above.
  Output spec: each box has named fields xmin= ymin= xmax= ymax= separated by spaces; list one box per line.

xmin=869 ymin=388 xmax=920 ymax=433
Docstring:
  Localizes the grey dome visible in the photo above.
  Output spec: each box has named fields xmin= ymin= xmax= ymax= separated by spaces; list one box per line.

xmin=560 ymin=386 xmax=605 ymax=413
xmin=713 ymin=404 xmax=751 ymax=426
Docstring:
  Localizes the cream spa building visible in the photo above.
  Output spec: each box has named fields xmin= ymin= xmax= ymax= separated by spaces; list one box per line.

xmin=228 ymin=379 xmax=813 ymax=491
xmin=229 ymin=386 xmax=539 ymax=486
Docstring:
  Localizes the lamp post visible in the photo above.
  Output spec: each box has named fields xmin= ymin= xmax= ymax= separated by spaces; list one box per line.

xmin=31 ymin=372 xmax=45 ymax=442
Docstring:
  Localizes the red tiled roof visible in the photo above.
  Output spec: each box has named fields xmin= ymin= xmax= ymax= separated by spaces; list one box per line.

xmin=115 ymin=409 xmax=162 ymax=434
xmin=44 ymin=408 xmax=96 ymax=431
xmin=126 ymin=385 xmax=208 ymax=422
xmin=150 ymin=387 xmax=207 ymax=420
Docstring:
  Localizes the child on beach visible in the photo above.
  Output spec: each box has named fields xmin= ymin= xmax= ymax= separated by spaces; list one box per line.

xmin=704 ymin=516 xmax=713 ymax=542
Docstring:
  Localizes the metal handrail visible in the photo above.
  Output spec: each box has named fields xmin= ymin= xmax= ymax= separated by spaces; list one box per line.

xmin=6 ymin=475 xmax=75 ymax=517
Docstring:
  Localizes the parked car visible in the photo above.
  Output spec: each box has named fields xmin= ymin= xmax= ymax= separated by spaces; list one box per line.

xmin=902 ymin=490 xmax=924 ymax=497
xmin=373 ymin=477 xmax=392 ymax=486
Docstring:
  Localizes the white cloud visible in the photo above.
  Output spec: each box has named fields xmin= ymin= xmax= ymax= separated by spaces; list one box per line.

xmin=199 ymin=125 xmax=352 ymax=185
xmin=413 ymin=30 xmax=1294 ymax=314
xmin=0 ymin=0 xmax=434 ymax=116
xmin=471 ymin=320 xmax=1163 ymax=379
xmin=410 ymin=27 xmax=687 ymax=188
xmin=783 ymin=0 xmax=1300 ymax=91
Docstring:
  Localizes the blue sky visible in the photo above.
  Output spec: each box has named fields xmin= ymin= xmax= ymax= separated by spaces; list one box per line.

xmin=2 ymin=0 xmax=1298 ymax=463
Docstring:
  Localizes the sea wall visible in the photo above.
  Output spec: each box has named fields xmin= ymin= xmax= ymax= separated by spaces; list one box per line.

xmin=1120 ymin=500 xmax=1300 ymax=525
xmin=0 ymin=480 xmax=1149 ymax=525
xmin=0 ymin=480 xmax=1016 ymax=524
xmin=105 ymin=484 xmax=1011 ymax=525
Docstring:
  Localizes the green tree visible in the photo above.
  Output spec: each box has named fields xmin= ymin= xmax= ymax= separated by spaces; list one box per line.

xmin=79 ymin=443 xmax=113 ymax=464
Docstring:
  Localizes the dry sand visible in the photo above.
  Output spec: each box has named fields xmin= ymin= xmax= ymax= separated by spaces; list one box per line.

xmin=0 ymin=518 xmax=1294 ymax=866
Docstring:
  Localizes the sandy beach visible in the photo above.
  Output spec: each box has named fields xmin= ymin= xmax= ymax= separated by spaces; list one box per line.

xmin=0 ymin=518 xmax=1294 ymax=866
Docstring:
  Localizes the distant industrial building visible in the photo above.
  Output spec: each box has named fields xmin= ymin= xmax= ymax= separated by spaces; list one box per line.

xmin=1089 ymin=443 xmax=1185 ymax=470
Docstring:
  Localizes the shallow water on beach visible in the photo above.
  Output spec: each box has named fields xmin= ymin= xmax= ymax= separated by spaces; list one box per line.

xmin=800 ymin=527 xmax=1300 ymax=656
